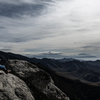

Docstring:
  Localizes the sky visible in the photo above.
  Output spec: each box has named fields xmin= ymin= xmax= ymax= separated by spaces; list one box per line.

xmin=0 ymin=0 xmax=100 ymax=60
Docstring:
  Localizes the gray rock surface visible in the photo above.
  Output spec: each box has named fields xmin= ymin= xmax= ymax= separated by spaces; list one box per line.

xmin=0 ymin=70 xmax=35 ymax=100
xmin=6 ymin=59 xmax=70 ymax=100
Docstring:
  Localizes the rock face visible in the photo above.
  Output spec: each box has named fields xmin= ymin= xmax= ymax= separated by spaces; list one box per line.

xmin=6 ymin=60 xmax=70 ymax=100
xmin=0 ymin=71 xmax=35 ymax=100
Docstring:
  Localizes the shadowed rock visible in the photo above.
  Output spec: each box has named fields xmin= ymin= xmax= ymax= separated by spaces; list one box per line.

xmin=6 ymin=59 xmax=70 ymax=100
xmin=0 ymin=70 xmax=35 ymax=100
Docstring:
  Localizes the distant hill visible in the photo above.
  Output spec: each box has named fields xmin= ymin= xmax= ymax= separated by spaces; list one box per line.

xmin=32 ymin=58 xmax=100 ymax=84
xmin=58 ymin=58 xmax=77 ymax=62
xmin=0 ymin=51 xmax=38 ymax=64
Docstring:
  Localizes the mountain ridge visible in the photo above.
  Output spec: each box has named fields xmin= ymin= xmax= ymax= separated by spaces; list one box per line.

xmin=1 ymin=51 xmax=100 ymax=99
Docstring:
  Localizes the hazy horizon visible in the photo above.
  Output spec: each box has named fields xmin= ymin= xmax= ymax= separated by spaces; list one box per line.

xmin=0 ymin=0 xmax=100 ymax=60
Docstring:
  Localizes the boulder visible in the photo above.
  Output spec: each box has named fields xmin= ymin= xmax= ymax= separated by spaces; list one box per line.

xmin=0 ymin=70 xmax=35 ymax=100
xmin=6 ymin=59 xmax=70 ymax=100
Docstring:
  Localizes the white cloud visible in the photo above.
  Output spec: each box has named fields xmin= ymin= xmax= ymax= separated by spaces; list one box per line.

xmin=0 ymin=0 xmax=100 ymax=60
xmin=0 ymin=0 xmax=55 ymax=5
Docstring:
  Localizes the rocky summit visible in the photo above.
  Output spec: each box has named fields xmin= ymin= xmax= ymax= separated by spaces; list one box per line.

xmin=0 ymin=70 xmax=34 ymax=100
xmin=0 ymin=59 xmax=70 ymax=100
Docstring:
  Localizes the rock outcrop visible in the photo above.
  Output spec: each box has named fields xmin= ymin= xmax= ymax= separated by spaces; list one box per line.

xmin=5 ymin=59 xmax=70 ymax=100
xmin=0 ymin=70 xmax=35 ymax=100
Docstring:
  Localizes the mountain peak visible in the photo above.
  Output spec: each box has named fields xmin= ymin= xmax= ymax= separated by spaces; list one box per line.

xmin=3 ymin=59 xmax=70 ymax=100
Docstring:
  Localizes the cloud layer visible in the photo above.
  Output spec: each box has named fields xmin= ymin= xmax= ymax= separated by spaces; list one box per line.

xmin=0 ymin=0 xmax=100 ymax=60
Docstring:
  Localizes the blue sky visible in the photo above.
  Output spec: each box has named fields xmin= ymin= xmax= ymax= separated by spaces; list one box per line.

xmin=0 ymin=0 xmax=100 ymax=60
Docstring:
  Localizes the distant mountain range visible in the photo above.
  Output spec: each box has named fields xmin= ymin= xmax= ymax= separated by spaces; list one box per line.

xmin=1 ymin=51 xmax=100 ymax=100
xmin=35 ymin=58 xmax=100 ymax=84
xmin=58 ymin=58 xmax=77 ymax=62
xmin=0 ymin=51 xmax=100 ymax=84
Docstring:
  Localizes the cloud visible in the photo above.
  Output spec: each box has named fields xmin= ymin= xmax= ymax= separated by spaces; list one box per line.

xmin=78 ymin=53 xmax=90 ymax=56
xmin=0 ymin=48 xmax=12 ymax=51
xmin=0 ymin=0 xmax=100 ymax=60
xmin=28 ymin=51 xmax=97 ymax=60
xmin=32 ymin=51 xmax=62 ymax=59
xmin=82 ymin=46 xmax=94 ymax=49
xmin=77 ymin=53 xmax=96 ymax=58
xmin=0 ymin=0 xmax=55 ymax=5
xmin=0 ymin=2 xmax=46 ymax=18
